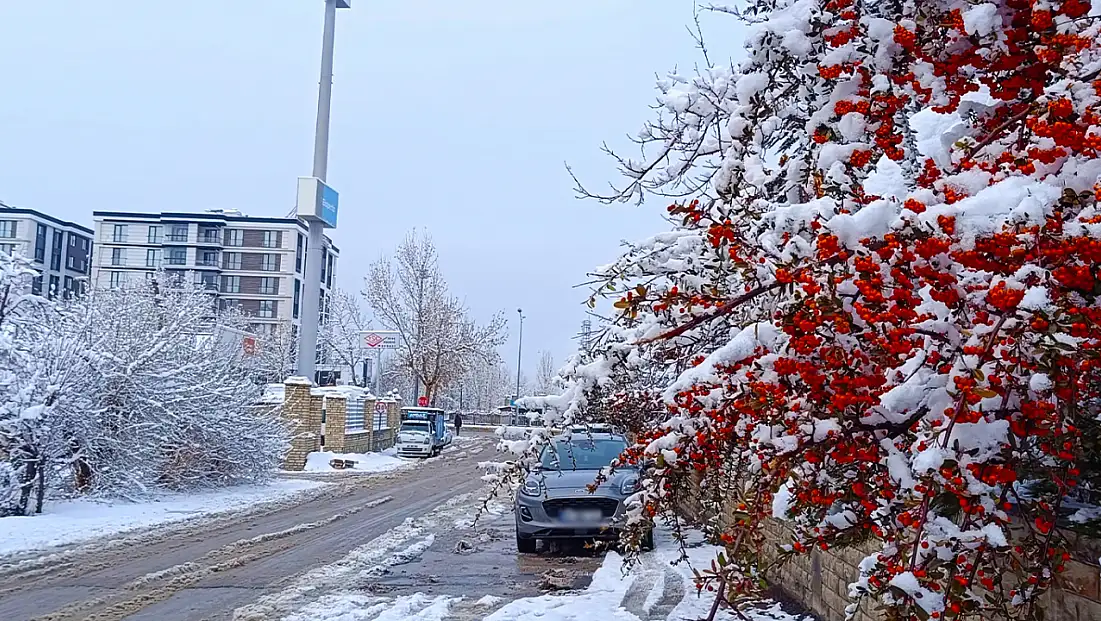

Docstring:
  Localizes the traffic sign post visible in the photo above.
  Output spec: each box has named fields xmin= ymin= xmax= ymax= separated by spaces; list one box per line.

xmin=418 ymin=396 xmax=429 ymax=407
xmin=360 ymin=331 xmax=399 ymax=396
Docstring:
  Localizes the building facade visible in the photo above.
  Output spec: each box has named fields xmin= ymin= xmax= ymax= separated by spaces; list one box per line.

xmin=90 ymin=210 xmax=339 ymax=334
xmin=0 ymin=202 xmax=93 ymax=298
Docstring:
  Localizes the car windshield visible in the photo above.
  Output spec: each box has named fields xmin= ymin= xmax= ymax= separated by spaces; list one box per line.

xmin=400 ymin=422 xmax=429 ymax=433
xmin=540 ymin=439 xmax=626 ymax=471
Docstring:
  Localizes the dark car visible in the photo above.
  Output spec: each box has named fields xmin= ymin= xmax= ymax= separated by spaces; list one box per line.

xmin=514 ymin=432 xmax=653 ymax=553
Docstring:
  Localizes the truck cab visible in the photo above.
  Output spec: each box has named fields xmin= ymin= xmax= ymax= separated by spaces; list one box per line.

xmin=396 ymin=407 xmax=450 ymax=458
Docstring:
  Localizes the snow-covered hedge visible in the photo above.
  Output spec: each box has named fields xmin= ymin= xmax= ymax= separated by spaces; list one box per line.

xmin=0 ymin=255 xmax=288 ymax=516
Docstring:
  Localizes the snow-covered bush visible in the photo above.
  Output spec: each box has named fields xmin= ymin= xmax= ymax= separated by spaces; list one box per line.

xmin=0 ymin=264 xmax=289 ymax=513
xmin=54 ymin=274 xmax=289 ymax=495
xmin=527 ymin=1 xmax=1101 ymax=620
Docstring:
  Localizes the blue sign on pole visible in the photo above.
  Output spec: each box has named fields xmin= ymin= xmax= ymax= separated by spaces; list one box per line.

xmin=320 ymin=182 xmax=339 ymax=227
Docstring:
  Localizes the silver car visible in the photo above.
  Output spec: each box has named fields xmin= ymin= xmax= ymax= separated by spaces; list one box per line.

xmin=514 ymin=432 xmax=654 ymax=553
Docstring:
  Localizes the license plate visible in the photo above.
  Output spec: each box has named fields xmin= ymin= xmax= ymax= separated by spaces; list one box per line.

xmin=559 ymin=508 xmax=603 ymax=523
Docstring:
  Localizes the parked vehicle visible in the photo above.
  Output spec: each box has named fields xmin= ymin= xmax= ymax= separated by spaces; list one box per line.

xmin=514 ymin=431 xmax=653 ymax=553
xmin=396 ymin=407 xmax=450 ymax=458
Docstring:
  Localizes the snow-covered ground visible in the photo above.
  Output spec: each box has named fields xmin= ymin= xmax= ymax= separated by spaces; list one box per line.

xmin=249 ymin=496 xmax=809 ymax=621
xmin=305 ymin=448 xmax=412 ymax=473
xmin=0 ymin=479 xmax=326 ymax=557
xmin=483 ymin=532 xmax=811 ymax=621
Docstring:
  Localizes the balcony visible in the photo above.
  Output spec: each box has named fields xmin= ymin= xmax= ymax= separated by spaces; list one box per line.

xmin=166 ymin=257 xmax=187 ymax=266
xmin=165 ymin=233 xmax=189 ymax=243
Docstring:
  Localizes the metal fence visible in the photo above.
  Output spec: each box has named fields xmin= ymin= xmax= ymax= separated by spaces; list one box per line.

xmin=346 ymin=398 xmax=366 ymax=432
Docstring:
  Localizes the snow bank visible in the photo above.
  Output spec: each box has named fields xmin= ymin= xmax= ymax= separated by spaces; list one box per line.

xmin=485 ymin=530 xmax=809 ymax=621
xmin=0 ymin=479 xmax=325 ymax=557
xmin=304 ymin=449 xmax=411 ymax=474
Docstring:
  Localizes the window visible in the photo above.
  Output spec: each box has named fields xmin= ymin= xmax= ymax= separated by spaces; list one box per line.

xmin=66 ymin=255 xmax=76 ymax=269
xmin=0 ymin=243 xmax=15 ymax=254
xmin=111 ymin=248 xmax=126 ymax=266
xmin=199 ymin=227 xmax=220 ymax=244
xmin=258 ymin=300 xmax=275 ymax=319
xmin=222 ymin=275 xmax=241 ymax=293
xmin=0 ymin=220 xmax=16 ymax=238
xmin=226 ymin=229 xmax=243 ymax=247
xmin=50 ymin=231 xmax=63 ymax=271
xmin=148 ymin=225 xmax=161 ymax=244
xmin=221 ymin=299 xmax=240 ymax=313
xmin=108 ymin=272 xmax=122 ymax=288
xmin=112 ymin=224 xmax=126 ymax=243
xmin=320 ymin=250 xmax=327 ymax=282
xmin=167 ymin=224 xmax=188 ymax=242
xmin=261 ymin=231 xmax=279 ymax=248
xmin=293 ymin=279 xmax=301 ymax=319
xmin=199 ymin=250 xmax=219 ymax=267
xmin=49 ymin=275 xmax=60 ymax=298
xmin=260 ymin=254 xmax=278 ymax=271
xmin=296 ymin=234 xmax=304 ymax=273
xmin=146 ymin=249 xmax=161 ymax=268
xmin=195 ymin=272 xmax=218 ymax=291
xmin=34 ymin=224 xmax=47 ymax=263
xmin=259 ymin=277 xmax=278 ymax=295
xmin=31 ymin=275 xmax=42 ymax=295
xmin=327 ymin=253 xmax=334 ymax=288
xmin=167 ymin=248 xmax=186 ymax=265
xmin=223 ymin=252 xmax=242 ymax=270
xmin=63 ymin=276 xmax=73 ymax=299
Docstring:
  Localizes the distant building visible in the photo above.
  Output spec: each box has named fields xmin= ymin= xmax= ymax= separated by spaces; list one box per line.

xmin=90 ymin=209 xmax=339 ymax=335
xmin=0 ymin=201 xmax=93 ymax=298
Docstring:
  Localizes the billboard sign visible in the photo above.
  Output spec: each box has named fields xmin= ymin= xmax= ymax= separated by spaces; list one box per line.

xmin=361 ymin=330 xmax=399 ymax=349
xmin=296 ymin=176 xmax=339 ymax=228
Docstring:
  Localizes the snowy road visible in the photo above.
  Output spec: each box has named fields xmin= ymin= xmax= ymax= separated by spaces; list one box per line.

xmin=0 ymin=437 xmax=497 ymax=621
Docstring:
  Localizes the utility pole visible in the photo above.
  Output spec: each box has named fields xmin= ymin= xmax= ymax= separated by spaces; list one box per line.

xmin=514 ymin=308 xmax=524 ymax=425
xmin=297 ymin=0 xmax=350 ymax=382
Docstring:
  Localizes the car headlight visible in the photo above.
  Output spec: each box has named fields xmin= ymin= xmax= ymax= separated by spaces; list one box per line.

xmin=620 ymin=475 xmax=640 ymax=495
xmin=520 ymin=479 xmax=542 ymax=497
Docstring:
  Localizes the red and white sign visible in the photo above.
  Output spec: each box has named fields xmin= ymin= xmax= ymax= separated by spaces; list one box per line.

xmin=242 ymin=336 xmax=258 ymax=356
xmin=375 ymin=401 xmax=388 ymax=414
xmin=418 ymin=396 xmax=429 ymax=407
xmin=361 ymin=330 xmax=399 ymax=349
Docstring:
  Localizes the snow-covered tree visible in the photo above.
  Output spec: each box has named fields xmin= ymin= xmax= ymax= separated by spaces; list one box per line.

xmin=0 ymin=251 xmax=54 ymax=515
xmin=318 ymin=289 xmax=372 ymax=387
xmin=254 ymin=321 xmax=297 ymax=384
xmin=514 ymin=2 xmax=1101 ymax=619
xmin=534 ymin=350 xmax=557 ymax=396
xmin=366 ymin=230 xmax=507 ymax=404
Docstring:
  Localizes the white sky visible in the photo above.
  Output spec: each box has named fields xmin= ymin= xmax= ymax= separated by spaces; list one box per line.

xmin=0 ymin=0 xmax=738 ymax=375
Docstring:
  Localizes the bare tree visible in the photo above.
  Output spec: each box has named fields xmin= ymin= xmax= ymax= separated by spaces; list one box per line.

xmin=318 ymin=289 xmax=372 ymax=387
xmin=254 ymin=322 xmax=296 ymax=384
xmin=534 ymin=350 xmax=557 ymax=395
xmin=365 ymin=230 xmax=507 ymax=404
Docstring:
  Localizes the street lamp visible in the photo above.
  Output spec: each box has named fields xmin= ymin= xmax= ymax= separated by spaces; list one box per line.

xmin=298 ymin=0 xmax=351 ymax=383
xmin=514 ymin=308 xmax=524 ymax=425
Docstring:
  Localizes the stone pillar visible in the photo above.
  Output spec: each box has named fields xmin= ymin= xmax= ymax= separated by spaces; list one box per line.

xmin=282 ymin=378 xmax=321 ymax=471
xmin=324 ymin=395 xmax=348 ymax=453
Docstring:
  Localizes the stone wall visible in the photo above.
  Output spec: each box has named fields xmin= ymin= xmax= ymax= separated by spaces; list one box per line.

xmin=322 ymin=395 xmax=347 ymax=453
xmin=676 ymin=473 xmax=1101 ymax=621
xmin=281 ymin=379 xmax=321 ymax=470
xmin=758 ymin=519 xmax=1101 ymax=621
xmin=343 ymin=431 xmax=373 ymax=454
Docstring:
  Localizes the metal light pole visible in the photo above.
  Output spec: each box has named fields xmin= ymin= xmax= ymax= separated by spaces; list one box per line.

xmin=298 ymin=0 xmax=350 ymax=382
xmin=514 ymin=308 xmax=524 ymax=425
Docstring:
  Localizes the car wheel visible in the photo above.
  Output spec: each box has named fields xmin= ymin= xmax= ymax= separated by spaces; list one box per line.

xmin=640 ymin=528 xmax=655 ymax=551
xmin=516 ymin=532 xmax=537 ymax=554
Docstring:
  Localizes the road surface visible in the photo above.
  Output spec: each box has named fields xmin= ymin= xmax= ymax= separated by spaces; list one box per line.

xmin=0 ymin=437 xmax=522 ymax=621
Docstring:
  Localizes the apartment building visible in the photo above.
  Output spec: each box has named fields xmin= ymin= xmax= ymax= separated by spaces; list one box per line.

xmin=90 ymin=210 xmax=339 ymax=333
xmin=0 ymin=201 xmax=93 ymax=298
